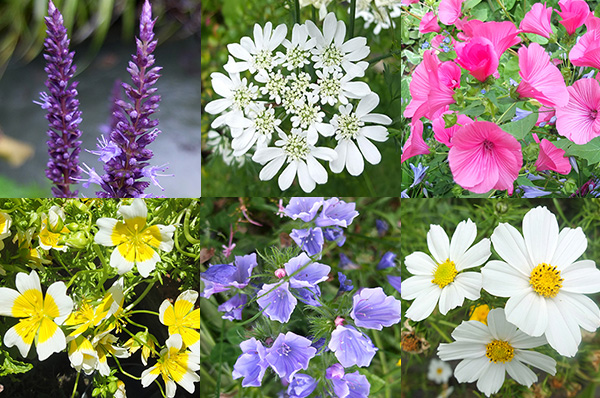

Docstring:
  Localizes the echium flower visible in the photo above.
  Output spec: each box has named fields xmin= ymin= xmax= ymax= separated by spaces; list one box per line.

xmin=37 ymin=0 xmax=82 ymax=198
xmin=94 ymin=0 xmax=164 ymax=197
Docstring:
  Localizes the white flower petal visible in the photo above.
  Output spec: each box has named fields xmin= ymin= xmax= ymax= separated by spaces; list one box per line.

xmin=438 ymin=342 xmax=486 ymax=361
xmin=0 ymin=287 xmax=20 ymax=317
xmin=356 ymin=135 xmax=381 ymax=165
xmin=405 ymin=251 xmax=437 ymax=275
xmin=476 ymin=362 xmax=506 ymax=397
xmin=513 ymin=350 xmax=556 ymax=375
xmin=45 ymin=281 xmax=73 ymax=324
xmin=505 ymin=291 xmax=548 ymax=337
xmin=449 ymin=219 xmax=477 ymax=264
xmin=253 ymin=148 xmax=283 ymax=164
xmin=110 ymin=249 xmax=135 ymax=275
xmin=4 ymin=324 xmax=32 ymax=358
xmin=439 ymin=283 xmax=464 ymax=315
xmin=453 ymin=272 xmax=482 ymax=301
xmin=36 ymin=320 xmax=67 ymax=361
xmin=345 ymin=140 xmax=364 ymax=176
xmin=205 ymin=98 xmax=231 ymax=115
xmin=118 ymin=199 xmax=147 ymax=221
xmin=227 ymin=43 xmax=252 ymax=61
xmin=278 ymin=161 xmax=298 ymax=190
xmin=329 ymin=141 xmax=347 ymax=173
xmin=556 ymin=291 xmax=600 ymax=332
xmin=401 ymin=275 xmax=434 ymax=300
xmin=355 ymin=93 xmax=379 ymax=118
xmin=544 ymin=298 xmax=581 ymax=357
xmin=456 ymin=239 xmax=491 ymax=271
xmin=450 ymin=320 xmax=491 ymax=344
xmin=452 ymin=357 xmax=490 ymax=383
xmin=523 ymin=206 xmax=558 ymax=266
xmin=95 ymin=218 xmax=118 ymax=247
xmin=482 ymin=260 xmax=530 ymax=297
xmin=427 ymin=225 xmax=450 ymax=264
xmin=360 ymin=125 xmax=388 ymax=141
xmin=361 ymin=113 xmax=392 ymax=125
xmin=16 ymin=271 xmax=41 ymax=296
xmin=404 ymin=284 xmax=441 ymax=322
xmin=491 ymin=223 xmax=532 ymax=275
xmin=297 ymin=161 xmax=316 ymax=193
xmin=259 ymin=156 xmax=286 ymax=181
xmin=136 ymin=251 xmax=161 ymax=278
xmin=505 ymin=359 xmax=537 ymax=387
xmin=561 ymin=259 xmax=600 ymax=294
xmin=486 ymin=308 xmax=517 ymax=342
xmin=509 ymin=330 xmax=547 ymax=349
xmin=306 ymin=155 xmax=328 ymax=185
xmin=551 ymin=227 xmax=587 ymax=271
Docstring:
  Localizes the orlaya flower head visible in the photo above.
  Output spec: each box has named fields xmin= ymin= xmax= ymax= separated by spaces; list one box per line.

xmin=556 ymin=78 xmax=600 ymax=144
xmin=351 ymin=287 xmax=401 ymax=330
xmin=200 ymin=253 xmax=257 ymax=298
xmin=557 ymin=0 xmax=590 ymax=35
xmin=226 ymin=22 xmax=287 ymax=74
xmin=532 ymin=134 xmax=571 ymax=175
xmin=401 ymin=219 xmax=490 ymax=321
xmin=315 ymin=197 xmax=358 ymax=228
xmin=287 ymin=373 xmax=318 ymax=398
xmin=448 ymin=121 xmax=523 ymax=194
xmin=433 ymin=111 xmax=473 ymax=148
xmin=328 ymin=325 xmax=377 ymax=368
xmin=438 ymin=308 xmax=557 ymax=397
xmin=284 ymin=252 xmax=331 ymax=288
xmin=420 ymin=12 xmax=441 ymax=34
xmin=438 ymin=0 xmax=464 ymax=25
xmin=257 ymin=282 xmax=297 ymax=323
xmin=455 ymin=37 xmax=499 ymax=82
xmin=290 ymin=227 xmax=324 ymax=257
xmin=401 ymin=120 xmax=430 ymax=163
xmin=279 ymin=24 xmax=316 ymax=70
xmin=403 ymin=51 xmax=457 ymax=120
xmin=284 ymin=197 xmax=324 ymax=221
xmin=328 ymin=369 xmax=371 ymax=398
xmin=461 ymin=20 xmax=521 ymax=58
xmin=481 ymin=207 xmax=600 ymax=357
xmin=266 ymin=332 xmax=317 ymax=380
xmin=232 ymin=338 xmax=269 ymax=387
xmin=516 ymin=42 xmax=569 ymax=108
xmin=519 ymin=2 xmax=554 ymax=38
xmin=569 ymin=29 xmax=600 ymax=70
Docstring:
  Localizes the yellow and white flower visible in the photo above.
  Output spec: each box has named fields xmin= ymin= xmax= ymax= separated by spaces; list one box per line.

xmin=0 ymin=271 xmax=73 ymax=360
xmin=159 ymin=290 xmax=200 ymax=355
xmin=39 ymin=207 xmax=70 ymax=251
xmin=124 ymin=331 xmax=158 ymax=366
xmin=141 ymin=334 xmax=200 ymax=398
xmin=67 ymin=335 xmax=99 ymax=374
xmin=92 ymin=331 xmax=130 ymax=376
xmin=0 ymin=212 xmax=12 ymax=250
xmin=115 ymin=380 xmax=127 ymax=398
xmin=94 ymin=199 xmax=176 ymax=278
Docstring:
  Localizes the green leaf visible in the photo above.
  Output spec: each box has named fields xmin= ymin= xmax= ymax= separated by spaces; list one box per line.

xmin=525 ymin=32 xmax=548 ymax=45
xmin=553 ymin=137 xmax=600 ymax=165
xmin=472 ymin=3 xmax=490 ymax=21
xmin=464 ymin=0 xmax=482 ymax=9
xmin=0 ymin=353 xmax=33 ymax=377
xmin=500 ymin=113 xmax=538 ymax=140
xmin=360 ymin=369 xmax=387 ymax=394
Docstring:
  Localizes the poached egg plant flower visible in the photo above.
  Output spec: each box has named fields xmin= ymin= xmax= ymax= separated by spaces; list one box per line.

xmin=159 ymin=290 xmax=200 ymax=355
xmin=94 ymin=199 xmax=176 ymax=278
xmin=481 ymin=206 xmax=600 ymax=357
xmin=402 ymin=219 xmax=491 ymax=321
xmin=0 ymin=271 xmax=73 ymax=361
xmin=438 ymin=308 xmax=557 ymax=397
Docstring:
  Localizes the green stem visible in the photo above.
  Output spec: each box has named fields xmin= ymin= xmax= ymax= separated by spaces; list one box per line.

xmin=183 ymin=206 xmax=200 ymax=245
xmin=368 ymin=50 xmax=401 ymax=65
xmin=372 ymin=332 xmax=390 ymax=398
xmin=126 ymin=310 xmax=160 ymax=317
xmin=125 ymin=278 xmax=156 ymax=311
xmin=428 ymin=320 xmax=452 ymax=343
xmin=112 ymin=354 xmax=141 ymax=380
xmin=71 ymin=371 xmax=80 ymax=398
xmin=295 ymin=0 xmax=300 ymax=24
xmin=215 ymin=318 xmax=226 ymax=398
xmin=349 ymin=0 xmax=357 ymax=37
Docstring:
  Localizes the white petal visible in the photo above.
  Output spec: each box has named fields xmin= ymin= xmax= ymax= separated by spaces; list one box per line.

xmin=45 ymin=281 xmax=73 ymax=324
xmin=513 ymin=350 xmax=557 ymax=375
xmin=491 ymin=223 xmax=532 ymax=276
xmin=95 ymin=218 xmax=118 ymax=247
xmin=141 ymin=365 xmax=160 ymax=387
xmin=453 ymin=272 xmax=482 ymax=301
xmin=452 ymin=357 xmax=490 ymax=383
xmin=342 ymin=37 xmax=368 ymax=57
xmin=136 ymin=251 xmax=161 ymax=278
xmin=449 ymin=219 xmax=477 ymax=264
xmin=355 ymin=93 xmax=379 ymax=118
xmin=227 ymin=43 xmax=252 ymax=61
xmin=4 ymin=324 xmax=32 ymax=357
xmin=427 ymin=225 xmax=450 ymax=264
xmin=551 ymin=227 xmax=587 ymax=271
xmin=36 ymin=322 xmax=67 ymax=361
xmin=118 ymin=199 xmax=147 ymax=220
xmin=561 ymin=260 xmax=600 ymax=294
xmin=323 ymin=13 xmax=337 ymax=44
xmin=0 ymin=287 xmax=20 ymax=317
xmin=476 ymin=362 xmax=506 ymax=397
xmin=456 ymin=239 xmax=491 ymax=271
xmin=362 ymin=113 xmax=392 ymax=125
xmin=401 ymin=276 xmax=434 ymax=301
xmin=451 ymin=320 xmax=491 ymax=344
xmin=356 ymin=135 xmax=381 ymax=165
xmin=306 ymin=156 xmax=328 ymax=184
xmin=523 ymin=206 xmax=558 ymax=266
xmin=438 ymin=342 xmax=486 ymax=361
xmin=330 ymin=141 xmax=347 ymax=173
xmin=360 ymin=125 xmax=388 ymax=141
xmin=505 ymin=291 xmax=548 ymax=337
xmin=259 ymin=156 xmax=286 ymax=181
xmin=269 ymin=24 xmax=288 ymax=51
xmin=343 ymin=81 xmax=372 ymax=98
xmin=486 ymin=309 xmax=517 ymax=342
xmin=544 ymin=298 xmax=581 ymax=357
xmin=204 ymin=98 xmax=231 ymax=114
xmin=253 ymin=148 xmax=283 ymax=164
xmin=16 ymin=271 xmax=41 ymax=296
xmin=110 ymin=249 xmax=135 ymax=275
xmin=481 ymin=260 xmax=530 ymax=297
xmin=404 ymin=284 xmax=441 ymax=322
xmin=345 ymin=140 xmax=364 ymax=176
xmin=311 ymin=146 xmax=337 ymax=161
xmin=297 ymin=161 xmax=316 ymax=193
xmin=505 ymin=360 xmax=537 ymax=387
xmin=509 ymin=330 xmax=547 ymax=349
xmin=557 ymin=291 xmax=600 ymax=332
xmin=439 ymin=283 xmax=464 ymax=315
xmin=278 ymin=161 xmax=297 ymax=190
xmin=176 ymin=368 xmax=200 ymax=394
xmin=405 ymin=251 xmax=437 ymax=275
xmin=333 ymin=20 xmax=346 ymax=46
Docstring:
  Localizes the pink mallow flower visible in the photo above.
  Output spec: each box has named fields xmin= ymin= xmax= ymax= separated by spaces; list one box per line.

xmin=519 ymin=2 xmax=554 ymax=38
xmin=432 ymin=111 xmax=473 ymax=148
xmin=460 ymin=20 xmax=521 ymax=58
xmin=532 ymin=133 xmax=571 ymax=175
xmin=401 ymin=120 xmax=430 ymax=163
xmin=516 ymin=43 xmax=569 ymax=108
xmin=586 ymin=13 xmax=600 ymax=31
xmin=569 ymin=29 xmax=600 ymax=70
xmin=448 ymin=121 xmax=522 ymax=194
xmin=556 ymin=78 xmax=600 ymax=144
xmin=403 ymin=51 xmax=457 ymax=120
xmin=557 ymin=0 xmax=589 ymax=35
xmin=419 ymin=12 xmax=440 ymax=34
xmin=439 ymin=0 xmax=464 ymax=26
xmin=455 ymin=37 xmax=499 ymax=82
xmin=536 ymin=105 xmax=555 ymax=126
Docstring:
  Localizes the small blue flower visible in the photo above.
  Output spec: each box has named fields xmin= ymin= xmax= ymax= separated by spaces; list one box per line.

xmin=287 ymin=374 xmax=318 ymax=398
xmin=337 ymin=272 xmax=354 ymax=293
xmin=520 ymin=185 xmax=551 ymax=198
xmin=375 ymin=219 xmax=389 ymax=237
xmin=509 ymin=78 xmax=519 ymax=86
xmin=377 ymin=251 xmax=397 ymax=270
xmin=290 ymin=227 xmax=324 ymax=257
xmin=401 ymin=189 xmax=409 ymax=198
xmin=549 ymin=116 xmax=557 ymax=124
xmin=539 ymin=122 xmax=547 ymax=127
xmin=443 ymin=37 xmax=451 ymax=44
xmin=582 ymin=70 xmax=596 ymax=79
xmin=409 ymin=162 xmax=429 ymax=188
xmin=322 ymin=226 xmax=346 ymax=247
xmin=421 ymin=41 xmax=430 ymax=49
xmin=480 ymin=89 xmax=486 ymax=94
xmin=512 ymin=107 xmax=533 ymax=122
xmin=442 ymin=45 xmax=450 ymax=52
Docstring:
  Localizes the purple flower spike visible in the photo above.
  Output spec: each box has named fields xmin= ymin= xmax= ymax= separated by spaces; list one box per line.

xmin=351 ymin=287 xmax=401 ymax=330
xmin=232 ymin=338 xmax=269 ymax=387
xmin=316 ymin=198 xmax=359 ymax=228
xmin=257 ymin=282 xmax=297 ymax=323
xmin=328 ymin=326 xmax=377 ymax=368
xmin=266 ymin=332 xmax=317 ymax=380
xmin=94 ymin=0 xmax=164 ymax=197
xmin=290 ymin=227 xmax=324 ymax=257
xmin=323 ymin=226 xmax=346 ymax=246
xmin=387 ymin=275 xmax=401 ymax=294
xmin=38 ymin=1 xmax=82 ymax=198
xmin=284 ymin=197 xmax=324 ymax=221
xmin=287 ymin=374 xmax=318 ymax=398
xmin=285 ymin=253 xmax=330 ymax=289
xmin=218 ymin=293 xmax=247 ymax=321
xmin=377 ymin=251 xmax=397 ymax=270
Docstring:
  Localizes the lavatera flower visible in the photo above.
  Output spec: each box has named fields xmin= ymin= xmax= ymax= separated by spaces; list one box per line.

xmin=94 ymin=199 xmax=175 ymax=278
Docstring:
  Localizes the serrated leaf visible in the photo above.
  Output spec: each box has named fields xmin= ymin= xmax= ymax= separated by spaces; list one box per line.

xmin=0 ymin=354 xmax=33 ymax=377
xmin=553 ymin=137 xmax=600 ymax=165
xmin=500 ymin=113 xmax=538 ymax=140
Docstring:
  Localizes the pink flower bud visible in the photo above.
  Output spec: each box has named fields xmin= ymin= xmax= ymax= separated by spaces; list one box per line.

xmin=275 ymin=268 xmax=286 ymax=279
xmin=334 ymin=316 xmax=345 ymax=327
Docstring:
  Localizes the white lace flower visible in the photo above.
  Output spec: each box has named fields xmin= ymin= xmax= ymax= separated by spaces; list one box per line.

xmin=330 ymin=93 xmax=391 ymax=176
xmin=206 ymin=130 xmax=249 ymax=167
xmin=306 ymin=12 xmax=370 ymax=77
xmin=205 ymin=70 xmax=257 ymax=129
xmin=481 ymin=206 xmax=600 ymax=357
xmin=300 ymin=0 xmax=333 ymax=20
xmin=290 ymin=94 xmax=334 ymax=142
xmin=311 ymin=69 xmax=371 ymax=106
xmin=358 ymin=3 xmax=401 ymax=35
xmin=438 ymin=308 xmax=557 ymax=397
xmin=231 ymin=105 xmax=283 ymax=156
xmin=401 ymin=219 xmax=491 ymax=322
xmin=252 ymin=129 xmax=337 ymax=192
xmin=279 ymin=24 xmax=316 ymax=70
xmin=282 ymin=72 xmax=313 ymax=113
xmin=256 ymin=69 xmax=287 ymax=104
xmin=226 ymin=22 xmax=287 ymax=74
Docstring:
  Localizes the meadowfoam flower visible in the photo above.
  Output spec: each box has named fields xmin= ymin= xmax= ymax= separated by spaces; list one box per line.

xmin=402 ymin=219 xmax=491 ymax=322
xmin=93 ymin=331 xmax=130 ymax=376
xmin=330 ymin=93 xmax=391 ymax=176
xmin=438 ymin=308 xmax=557 ymax=397
xmin=351 ymin=287 xmax=401 ymax=330
xmin=159 ymin=290 xmax=199 ymax=355
xmin=0 ymin=271 xmax=73 ymax=361
xmin=226 ymin=22 xmax=287 ymax=74
xmin=428 ymin=358 xmax=452 ymax=384
xmin=252 ymin=129 xmax=337 ymax=193
xmin=67 ymin=335 xmax=98 ymax=374
xmin=94 ymin=199 xmax=176 ymax=277
xmin=481 ymin=206 xmax=600 ymax=357
xmin=38 ymin=210 xmax=69 ymax=252
xmin=141 ymin=334 xmax=200 ymax=398
xmin=0 ymin=212 xmax=12 ymax=250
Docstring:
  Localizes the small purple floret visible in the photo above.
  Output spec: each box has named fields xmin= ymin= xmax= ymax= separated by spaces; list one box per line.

xmin=257 ymin=282 xmax=297 ymax=323
xmin=377 ymin=251 xmax=397 ymax=270
xmin=284 ymin=197 xmax=324 ymax=222
xmin=328 ymin=326 xmax=377 ymax=368
xmin=232 ymin=338 xmax=269 ymax=387
xmin=351 ymin=287 xmax=402 ymax=330
xmin=265 ymin=332 xmax=317 ymax=381
xmin=287 ymin=374 xmax=318 ymax=398
xmin=290 ymin=227 xmax=324 ymax=257
xmin=218 ymin=293 xmax=247 ymax=321
xmin=323 ymin=226 xmax=346 ymax=246
xmin=284 ymin=253 xmax=330 ymax=289
xmin=316 ymin=198 xmax=359 ymax=228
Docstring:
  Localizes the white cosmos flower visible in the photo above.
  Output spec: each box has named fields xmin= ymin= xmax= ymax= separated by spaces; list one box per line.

xmin=427 ymin=358 xmax=452 ymax=384
xmin=330 ymin=93 xmax=391 ymax=176
xmin=231 ymin=105 xmax=282 ymax=156
xmin=311 ymin=69 xmax=371 ymax=106
xmin=252 ymin=129 xmax=337 ymax=192
xmin=481 ymin=206 xmax=600 ymax=357
xmin=279 ymin=24 xmax=316 ymax=70
xmin=205 ymin=68 xmax=257 ymax=129
xmin=226 ymin=22 xmax=287 ymax=74
xmin=438 ymin=308 xmax=557 ymax=397
xmin=306 ymin=12 xmax=370 ymax=77
xmin=401 ymin=219 xmax=491 ymax=322
xmin=290 ymin=94 xmax=335 ymax=142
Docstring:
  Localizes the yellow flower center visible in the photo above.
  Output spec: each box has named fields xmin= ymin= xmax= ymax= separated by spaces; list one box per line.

xmin=432 ymin=258 xmax=457 ymax=288
xmin=437 ymin=368 xmax=443 ymax=374
xmin=530 ymin=263 xmax=563 ymax=298
xmin=485 ymin=340 xmax=514 ymax=363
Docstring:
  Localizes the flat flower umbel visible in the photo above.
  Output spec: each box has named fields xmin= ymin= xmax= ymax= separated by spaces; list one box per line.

xmin=402 ymin=219 xmax=491 ymax=322
xmin=95 ymin=199 xmax=175 ymax=278
xmin=0 ymin=271 xmax=73 ymax=361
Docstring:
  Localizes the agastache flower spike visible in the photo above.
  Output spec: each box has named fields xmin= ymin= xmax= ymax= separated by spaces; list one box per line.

xmin=96 ymin=0 xmax=164 ymax=197
xmin=37 ymin=0 xmax=82 ymax=198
